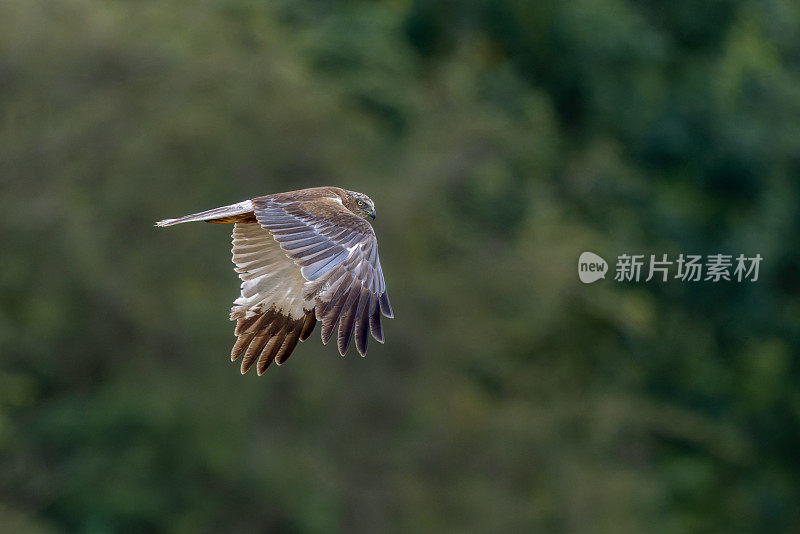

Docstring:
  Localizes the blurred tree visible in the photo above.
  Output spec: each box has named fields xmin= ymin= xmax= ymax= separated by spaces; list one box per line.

xmin=1 ymin=0 xmax=798 ymax=532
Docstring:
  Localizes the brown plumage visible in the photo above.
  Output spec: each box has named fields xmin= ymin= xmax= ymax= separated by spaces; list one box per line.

xmin=156 ymin=186 xmax=392 ymax=375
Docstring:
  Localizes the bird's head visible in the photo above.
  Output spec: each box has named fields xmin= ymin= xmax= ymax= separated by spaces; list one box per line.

xmin=345 ymin=190 xmax=376 ymax=220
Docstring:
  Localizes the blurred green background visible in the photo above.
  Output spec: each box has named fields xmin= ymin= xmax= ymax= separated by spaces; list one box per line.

xmin=2 ymin=0 xmax=800 ymax=532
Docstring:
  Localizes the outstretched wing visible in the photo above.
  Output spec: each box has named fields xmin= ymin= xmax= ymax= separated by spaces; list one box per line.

xmin=253 ymin=196 xmax=393 ymax=357
xmin=229 ymin=222 xmax=317 ymax=375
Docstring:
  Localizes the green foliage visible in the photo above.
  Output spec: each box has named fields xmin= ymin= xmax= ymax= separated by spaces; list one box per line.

xmin=1 ymin=0 xmax=798 ymax=531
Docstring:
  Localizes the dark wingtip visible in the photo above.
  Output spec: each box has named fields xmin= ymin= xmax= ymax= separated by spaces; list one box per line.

xmin=369 ymin=310 xmax=384 ymax=343
xmin=320 ymin=321 xmax=335 ymax=345
xmin=337 ymin=317 xmax=354 ymax=356
xmin=379 ymin=293 xmax=393 ymax=318
xmin=355 ymin=297 xmax=370 ymax=356
xmin=231 ymin=332 xmax=253 ymax=362
xmin=275 ymin=322 xmax=303 ymax=365
xmin=355 ymin=324 xmax=369 ymax=357
xmin=299 ymin=312 xmax=317 ymax=341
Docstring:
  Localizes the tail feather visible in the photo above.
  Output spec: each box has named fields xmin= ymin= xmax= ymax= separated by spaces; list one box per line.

xmin=155 ymin=200 xmax=254 ymax=227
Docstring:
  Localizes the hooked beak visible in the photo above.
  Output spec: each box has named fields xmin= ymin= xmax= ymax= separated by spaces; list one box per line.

xmin=368 ymin=207 xmax=376 ymax=219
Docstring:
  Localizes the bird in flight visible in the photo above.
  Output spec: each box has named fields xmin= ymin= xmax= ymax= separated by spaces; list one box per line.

xmin=156 ymin=186 xmax=392 ymax=375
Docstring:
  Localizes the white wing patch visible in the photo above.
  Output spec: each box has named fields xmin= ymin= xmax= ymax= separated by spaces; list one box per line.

xmin=230 ymin=222 xmax=308 ymax=320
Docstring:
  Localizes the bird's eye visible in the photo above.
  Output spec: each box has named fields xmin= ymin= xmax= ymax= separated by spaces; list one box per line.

xmin=357 ymin=200 xmax=364 ymax=206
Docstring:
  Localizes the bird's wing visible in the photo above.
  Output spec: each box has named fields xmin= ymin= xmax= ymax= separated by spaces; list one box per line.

xmin=253 ymin=196 xmax=393 ymax=358
xmin=229 ymin=222 xmax=317 ymax=375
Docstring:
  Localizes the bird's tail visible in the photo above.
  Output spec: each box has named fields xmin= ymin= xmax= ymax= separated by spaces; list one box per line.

xmin=155 ymin=200 xmax=255 ymax=227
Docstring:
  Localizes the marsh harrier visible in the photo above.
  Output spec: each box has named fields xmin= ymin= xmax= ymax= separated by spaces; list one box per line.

xmin=156 ymin=187 xmax=393 ymax=375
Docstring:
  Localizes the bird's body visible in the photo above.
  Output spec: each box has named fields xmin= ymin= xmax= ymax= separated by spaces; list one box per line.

xmin=157 ymin=186 xmax=392 ymax=375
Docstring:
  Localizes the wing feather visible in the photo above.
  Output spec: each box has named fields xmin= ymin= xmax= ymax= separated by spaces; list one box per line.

xmin=299 ymin=313 xmax=317 ymax=341
xmin=369 ymin=309 xmax=384 ymax=343
xmin=336 ymin=289 xmax=362 ymax=356
xmin=275 ymin=321 xmax=304 ymax=365
xmin=354 ymin=293 xmax=372 ymax=356
xmin=241 ymin=326 xmax=274 ymax=374
xmin=228 ymin=223 xmax=317 ymax=373
xmin=251 ymin=196 xmax=391 ymax=357
xmin=257 ymin=322 xmax=287 ymax=375
xmin=320 ymin=275 xmax=356 ymax=345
